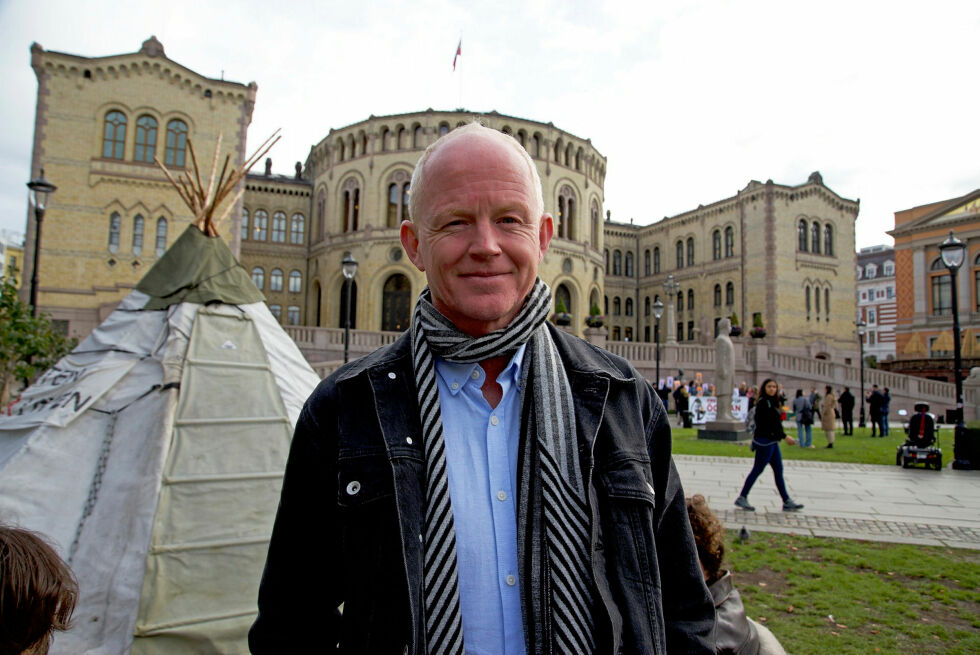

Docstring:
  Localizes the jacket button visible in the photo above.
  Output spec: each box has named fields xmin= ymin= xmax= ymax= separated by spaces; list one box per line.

xmin=406 ymin=437 xmax=414 ymax=445
xmin=346 ymin=481 xmax=361 ymax=495
xmin=388 ymin=372 xmax=397 ymax=379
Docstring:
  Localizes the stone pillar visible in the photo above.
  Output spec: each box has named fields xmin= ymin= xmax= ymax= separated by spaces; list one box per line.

xmin=965 ymin=367 xmax=980 ymax=422
xmin=583 ymin=326 xmax=607 ymax=349
xmin=666 ymin=296 xmax=677 ymax=344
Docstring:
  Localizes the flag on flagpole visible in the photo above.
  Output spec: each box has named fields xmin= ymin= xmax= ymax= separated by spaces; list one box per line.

xmin=453 ymin=39 xmax=462 ymax=71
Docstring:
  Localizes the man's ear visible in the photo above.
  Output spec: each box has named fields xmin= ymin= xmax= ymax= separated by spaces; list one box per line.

xmin=538 ymin=213 xmax=554 ymax=260
xmin=400 ymin=220 xmax=425 ymax=271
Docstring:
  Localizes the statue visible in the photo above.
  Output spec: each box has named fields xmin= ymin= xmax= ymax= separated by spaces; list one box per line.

xmin=715 ymin=317 xmax=735 ymax=422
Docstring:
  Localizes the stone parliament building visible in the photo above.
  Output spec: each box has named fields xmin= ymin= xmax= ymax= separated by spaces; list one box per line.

xmin=23 ymin=38 xmax=862 ymax=365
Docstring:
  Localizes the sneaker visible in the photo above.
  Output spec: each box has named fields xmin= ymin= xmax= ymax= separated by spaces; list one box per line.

xmin=825 ymin=443 xmax=834 ymax=448
xmin=783 ymin=499 xmax=804 ymax=511
xmin=734 ymin=496 xmax=755 ymax=511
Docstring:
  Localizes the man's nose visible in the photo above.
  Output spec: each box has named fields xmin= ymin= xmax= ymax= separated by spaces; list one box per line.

xmin=469 ymin=219 xmax=502 ymax=256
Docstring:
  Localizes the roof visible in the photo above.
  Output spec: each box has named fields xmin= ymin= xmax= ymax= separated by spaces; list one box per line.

xmin=889 ymin=189 xmax=980 ymax=237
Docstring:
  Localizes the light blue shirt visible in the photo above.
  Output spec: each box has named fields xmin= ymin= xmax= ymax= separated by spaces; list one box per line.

xmin=434 ymin=344 xmax=527 ymax=655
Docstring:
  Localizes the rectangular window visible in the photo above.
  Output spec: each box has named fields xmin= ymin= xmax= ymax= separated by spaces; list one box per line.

xmin=287 ymin=306 xmax=301 ymax=325
xmin=677 ymin=322 xmax=683 ymax=342
xmin=931 ymin=275 xmax=951 ymax=315
xmin=269 ymin=304 xmax=282 ymax=321
xmin=687 ymin=321 xmax=694 ymax=341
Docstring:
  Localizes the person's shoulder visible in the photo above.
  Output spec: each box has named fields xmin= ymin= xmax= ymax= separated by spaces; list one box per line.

xmin=547 ymin=324 xmax=635 ymax=381
xmin=306 ymin=331 xmax=412 ymax=406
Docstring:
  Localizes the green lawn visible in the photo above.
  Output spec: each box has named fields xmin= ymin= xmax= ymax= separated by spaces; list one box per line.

xmin=669 ymin=423 xmax=933 ymax=466
xmin=728 ymin=531 xmax=980 ymax=654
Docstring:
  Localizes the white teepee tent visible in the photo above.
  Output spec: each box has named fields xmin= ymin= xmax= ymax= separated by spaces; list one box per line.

xmin=0 ymin=152 xmax=319 ymax=652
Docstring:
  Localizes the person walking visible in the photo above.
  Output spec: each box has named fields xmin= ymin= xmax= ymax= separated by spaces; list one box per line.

xmin=792 ymin=389 xmax=813 ymax=448
xmin=838 ymin=387 xmax=855 ymax=435
xmin=821 ymin=385 xmax=837 ymax=449
xmin=734 ymin=379 xmax=804 ymax=512
xmin=809 ymin=387 xmax=822 ymax=421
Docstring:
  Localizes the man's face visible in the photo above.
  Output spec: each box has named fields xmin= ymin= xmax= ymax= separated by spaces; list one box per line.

xmin=401 ymin=131 xmax=553 ymax=337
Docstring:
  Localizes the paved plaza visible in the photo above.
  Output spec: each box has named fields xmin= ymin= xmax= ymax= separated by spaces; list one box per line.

xmin=674 ymin=454 xmax=980 ymax=550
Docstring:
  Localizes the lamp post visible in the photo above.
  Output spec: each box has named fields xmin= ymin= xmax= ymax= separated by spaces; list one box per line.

xmin=26 ymin=169 xmax=57 ymax=318
xmin=857 ymin=320 xmax=867 ymax=428
xmin=341 ymin=253 xmax=358 ymax=363
xmin=653 ymin=298 xmax=664 ymax=386
xmin=939 ymin=230 xmax=966 ymax=464
xmin=663 ymin=274 xmax=679 ymax=344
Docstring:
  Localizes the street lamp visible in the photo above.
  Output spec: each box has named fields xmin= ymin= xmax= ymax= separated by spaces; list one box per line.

xmin=663 ymin=274 xmax=679 ymax=344
xmin=857 ymin=320 xmax=866 ymax=428
xmin=26 ymin=168 xmax=56 ymax=318
xmin=653 ymin=298 xmax=664 ymax=387
xmin=341 ymin=253 xmax=358 ymax=363
xmin=939 ymin=230 xmax=966 ymax=465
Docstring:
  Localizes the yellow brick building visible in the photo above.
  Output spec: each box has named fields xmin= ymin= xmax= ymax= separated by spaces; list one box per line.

xmin=23 ymin=37 xmax=256 ymax=339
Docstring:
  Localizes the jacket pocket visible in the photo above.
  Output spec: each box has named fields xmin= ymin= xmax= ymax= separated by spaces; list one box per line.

xmin=596 ymin=458 xmax=657 ymax=585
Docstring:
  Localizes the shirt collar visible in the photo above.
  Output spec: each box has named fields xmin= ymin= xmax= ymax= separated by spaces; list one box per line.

xmin=434 ymin=343 xmax=528 ymax=397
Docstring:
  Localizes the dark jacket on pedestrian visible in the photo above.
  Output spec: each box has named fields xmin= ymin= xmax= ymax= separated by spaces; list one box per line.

xmin=868 ymin=390 xmax=885 ymax=418
xmin=838 ymin=390 xmax=855 ymax=415
xmin=753 ymin=394 xmax=786 ymax=445
xmin=249 ymin=326 xmax=715 ymax=654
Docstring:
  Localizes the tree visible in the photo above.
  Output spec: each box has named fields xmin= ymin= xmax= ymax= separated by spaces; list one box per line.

xmin=0 ymin=272 xmax=76 ymax=408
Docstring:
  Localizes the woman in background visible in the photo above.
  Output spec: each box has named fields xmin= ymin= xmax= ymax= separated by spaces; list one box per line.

xmin=735 ymin=379 xmax=804 ymax=512
xmin=821 ymin=385 xmax=837 ymax=449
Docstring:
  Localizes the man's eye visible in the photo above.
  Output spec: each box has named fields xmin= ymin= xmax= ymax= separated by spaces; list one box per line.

xmin=499 ymin=217 xmax=520 ymax=224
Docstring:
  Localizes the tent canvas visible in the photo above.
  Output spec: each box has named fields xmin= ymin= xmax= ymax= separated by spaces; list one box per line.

xmin=0 ymin=225 xmax=320 ymax=653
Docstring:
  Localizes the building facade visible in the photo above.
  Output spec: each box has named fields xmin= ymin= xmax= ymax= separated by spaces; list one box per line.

xmin=602 ymin=173 xmax=861 ymax=361
xmin=856 ymin=245 xmax=897 ymax=364
xmin=0 ymin=230 xmax=24 ymax=288
xmin=885 ymin=190 xmax=980 ymax=382
xmin=22 ymin=39 xmax=863 ymax=367
xmin=23 ymin=37 xmax=256 ymax=339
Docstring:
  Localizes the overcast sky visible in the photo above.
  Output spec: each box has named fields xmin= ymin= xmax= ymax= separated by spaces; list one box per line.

xmin=1 ymin=0 xmax=977 ymax=249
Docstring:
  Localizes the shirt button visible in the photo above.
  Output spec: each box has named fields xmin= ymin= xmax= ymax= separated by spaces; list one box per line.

xmin=451 ymin=382 xmax=459 ymax=390
xmin=506 ymin=575 xmax=517 ymax=586
xmin=471 ymin=370 xmax=480 ymax=380
xmin=497 ymin=490 xmax=507 ymax=501
xmin=490 ymin=415 xmax=499 ymax=426
xmin=388 ymin=372 xmax=396 ymax=379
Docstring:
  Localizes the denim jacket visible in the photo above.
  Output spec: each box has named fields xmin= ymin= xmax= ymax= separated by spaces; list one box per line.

xmin=249 ymin=326 xmax=714 ymax=655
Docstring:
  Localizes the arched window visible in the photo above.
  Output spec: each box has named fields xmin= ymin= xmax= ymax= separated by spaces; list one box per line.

xmin=532 ymin=133 xmax=541 ymax=158
xmin=554 ymin=139 xmax=562 ymax=163
xmin=604 ymin=295 xmax=608 ymax=316
xmin=798 ymin=220 xmax=808 ymax=251
xmin=289 ymin=270 xmax=302 ymax=293
xmin=725 ymin=281 xmax=734 ymax=305
xmin=387 ymin=183 xmax=399 ymax=227
xmin=591 ymin=201 xmax=600 ymax=250
xmin=291 ymin=213 xmax=305 ymax=244
xmin=397 ymin=126 xmax=408 ymax=149
xmin=103 ymin=111 xmax=126 ymax=159
xmin=687 ymin=237 xmax=695 ymax=266
xmin=805 ymin=286 xmax=811 ymax=316
xmin=132 ymin=215 xmax=144 ymax=254
xmin=644 ymin=249 xmax=651 ymax=276
xmin=687 ymin=289 xmax=694 ymax=311
xmin=613 ymin=250 xmax=622 ymax=276
xmin=253 ymin=209 xmax=268 ymax=240
xmin=811 ymin=221 xmax=821 ymax=254
xmin=565 ymin=143 xmax=573 ymax=167
xmin=271 ymin=211 xmax=286 ymax=242
xmin=108 ymin=212 xmax=121 ymax=252
xmin=413 ymin=125 xmax=424 ymax=148
xmin=241 ymin=208 xmax=249 ymax=241
xmin=725 ymin=226 xmax=734 ymax=257
xmin=134 ymin=115 xmax=157 ymax=163
xmin=625 ymin=298 xmax=633 ymax=316
xmin=930 ymin=258 xmax=951 ymax=315
xmin=712 ymin=230 xmax=721 ymax=260
xmin=824 ymin=224 xmax=834 ymax=256
xmin=251 ymin=267 xmax=265 ymax=290
xmin=381 ymin=274 xmax=412 ymax=331
xmin=714 ymin=284 xmax=722 ymax=307
xmin=337 ymin=139 xmax=345 ymax=162
xmin=287 ymin=306 xmax=301 ymax=326
xmin=380 ymin=127 xmax=389 ymax=152
xmin=557 ymin=186 xmax=576 ymax=240
xmin=625 ymin=251 xmax=634 ymax=278
xmin=604 ymin=249 xmax=610 ymax=274
xmin=316 ymin=190 xmax=326 ymax=241
xmin=815 ymin=285 xmax=821 ymax=314
xmin=676 ymin=241 xmax=684 ymax=268
xmin=644 ymin=296 xmax=651 ymax=316
xmin=338 ymin=280 xmax=358 ymax=328
xmin=270 ymin=268 xmax=284 ymax=292
xmin=654 ymin=247 xmax=661 ymax=273
xmin=155 ymin=217 xmax=167 ymax=255
xmin=613 ymin=297 xmax=621 ymax=316
xmin=360 ymin=132 xmax=368 ymax=156
xmin=676 ymin=290 xmax=683 ymax=313
xmin=341 ymin=179 xmax=360 ymax=232
xmin=825 ymin=288 xmax=830 ymax=318
xmin=439 ymin=123 xmax=450 ymax=137
xmin=517 ymin=130 xmax=527 ymax=148
xmin=164 ymin=119 xmax=188 ymax=167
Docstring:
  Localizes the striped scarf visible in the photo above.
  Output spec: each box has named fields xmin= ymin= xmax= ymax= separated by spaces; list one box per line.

xmin=410 ymin=279 xmax=597 ymax=654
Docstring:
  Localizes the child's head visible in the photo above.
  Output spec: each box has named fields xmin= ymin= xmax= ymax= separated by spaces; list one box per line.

xmin=0 ymin=526 xmax=78 ymax=655
xmin=685 ymin=494 xmax=726 ymax=584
